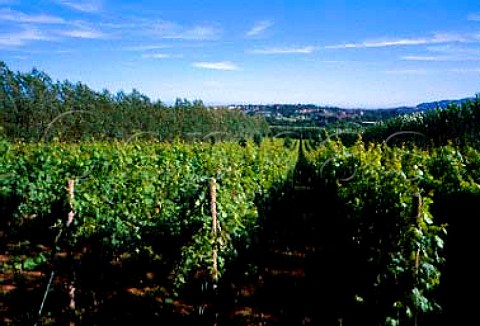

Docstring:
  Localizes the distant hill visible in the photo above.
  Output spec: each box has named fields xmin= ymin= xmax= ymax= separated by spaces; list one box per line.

xmin=370 ymin=96 xmax=476 ymax=115
xmin=415 ymin=97 xmax=475 ymax=111
xmin=228 ymin=96 xmax=479 ymax=128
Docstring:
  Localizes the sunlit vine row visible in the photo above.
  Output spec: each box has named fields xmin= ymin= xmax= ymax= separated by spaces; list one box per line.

xmin=0 ymin=138 xmax=297 ymax=290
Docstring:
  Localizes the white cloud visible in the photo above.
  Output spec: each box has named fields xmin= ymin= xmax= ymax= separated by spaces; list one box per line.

xmin=0 ymin=28 xmax=52 ymax=47
xmin=57 ymin=0 xmax=101 ymax=13
xmin=427 ymin=44 xmax=480 ymax=55
xmin=402 ymin=55 xmax=480 ymax=62
xmin=141 ymin=53 xmax=172 ymax=59
xmin=59 ymin=27 xmax=106 ymax=39
xmin=468 ymin=13 xmax=480 ymax=21
xmin=250 ymin=46 xmax=316 ymax=54
xmin=192 ymin=61 xmax=239 ymax=71
xmin=326 ymin=33 xmax=471 ymax=49
xmin=402 ymin=44 xmax=480 ymax=62
xmin=433 ymin=32 xmax=472 ymax=43
xmin=124 ymin=44 xmax=170 ymax=51
xmin=327 ymin=39 xmax=427 ymax=49
xmin=0 ymin=8 xmax=66 ymax=24
xmin=401 ymin=55 xmax=447 ymax=61
xmin=246 ymin=20 xmax=273 ymax=37
xmin=180 ymin=26 xmax=219 ymax=40
xmin=153 ymin=21 xmax=221 ymax=40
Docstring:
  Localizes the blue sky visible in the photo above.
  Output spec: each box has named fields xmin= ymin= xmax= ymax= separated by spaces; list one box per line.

xmin=1 ymin=0 xmax=480 ymax=107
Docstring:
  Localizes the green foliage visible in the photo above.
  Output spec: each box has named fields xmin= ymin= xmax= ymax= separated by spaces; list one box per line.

xmin=303 ymin=139 xmax=461 ymax=324
xmin=2 ymin=61 xmax=479 ymax=325
xmin=12 ymin=252 xmax=48 ymax=271
xmin=363 ymin=98 xmax=480 ymax=147
xmin=1 ymin=139 xmax=297 ymax=290
xmin=0 ymin=61 xmax=268 ymax=142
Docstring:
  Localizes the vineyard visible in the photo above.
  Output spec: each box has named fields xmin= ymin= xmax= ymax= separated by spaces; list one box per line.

xmin=1 ymin=67 xmax=480 ymax=325
xmin=1 ymin=128 xmax=480 ymax=325
xmin=0 ymin=139 xmax=298 ymax=324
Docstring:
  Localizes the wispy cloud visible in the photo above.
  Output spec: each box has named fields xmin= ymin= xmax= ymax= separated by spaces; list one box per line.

xmin=0 ymin=28 xmax=52 ymax=47
xmin=401 ymin=55 xmax=448 ymax=61
xmin=0 ymin=7 xmax=108 ymax=44
xmin=0 ymin=8 xmax=66 ymax=24
xmin=250 ymin=46 xmax=316 ymax=54
xmin=56 ymin=0 xmax=101 ymax=13
xmin=427 ymin=44 xmax=480 ymax=55
xmin=326 ymin=33 xmax=472 ymax=49
xmin=327 ymin=38 xmax=426 ymax=49
xmin=141 ymin=53 xmax=178 ymax=59
xmin=246 ymin=20 xmax=273 ymax=37
xmin=468 ymin=13 xmax=480 ymax=21
xmin=402 ymin=44 xmax=480 ymax=61
xmin=124 ymin=44 xmax=170 ymax=51
xmin=58 ymin=25 xmax=106 ymax=39
xmin=192 ymin=61 xmax=239 ymax=71
xmin=153 ymin=21 xmax=221 ymax=40
xmin=402 ymin=55 xmax=480 ymax=62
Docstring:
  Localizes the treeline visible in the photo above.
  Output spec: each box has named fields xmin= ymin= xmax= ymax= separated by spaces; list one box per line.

xmin=362 ymin=97 xmax=480 ymax=147
xmin=0 ymin=61 xmax=268 ymax=142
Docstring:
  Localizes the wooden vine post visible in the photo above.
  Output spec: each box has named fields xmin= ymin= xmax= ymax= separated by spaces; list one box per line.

xmin=66 ymin=179 xmax=76 ymax=326
xmin=209 ymin=178 xmax=218 ymax=283
xmin=34 ymin=179 xmax=77 ymax=325
xmin=412 ymin=193 xmax=423 ymax=326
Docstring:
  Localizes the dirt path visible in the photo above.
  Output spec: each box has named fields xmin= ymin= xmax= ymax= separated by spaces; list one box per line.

xmin=214 ymin=149 xmax=344 ymax=325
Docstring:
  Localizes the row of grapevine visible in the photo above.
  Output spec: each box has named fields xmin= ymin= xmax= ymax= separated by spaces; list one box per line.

xmin=302 ymin=139 xmax=480 ymax=325
xmin=0 ymin=139 xmax=297 ymax=302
